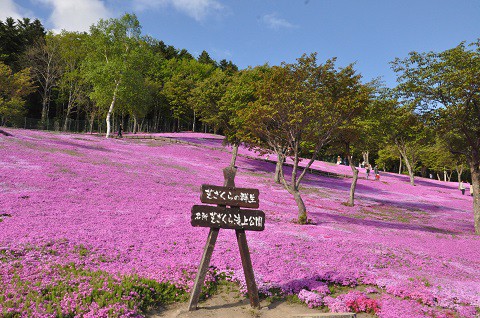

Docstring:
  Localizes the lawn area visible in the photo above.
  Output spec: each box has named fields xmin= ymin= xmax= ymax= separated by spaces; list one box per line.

xmin=1 ymin=129 xmax=479 ymax=317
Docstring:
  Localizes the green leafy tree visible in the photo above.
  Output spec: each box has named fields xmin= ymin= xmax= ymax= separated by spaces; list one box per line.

xmin=0 ymin=62 xmax=35 ymax=125
xmin=421 ymin=136 xmax=467 ymax=184
xmin=140 ymin=47 xmax=172 ymax=132
xmin=219 ymin=59 xmax=238 ymax=75
xmin=23 ymin=33 xmax=62 ymax=127
xmin=380 ymin=98 xmax=428 ymax=186
xmin=163 ymin=58 xmax=214 ymax=132
xmin=191 ymin=68 xmax=230 ymax=133
xmin=50 ymin=31 xmax=90 ymax=131
xmin=83 ymin=13 xmax=145 ymax=138
xmin=197 ymin=50 xmax=217 ymax=67
xmin=240 ymin=54 xmax=367 ymax=223
xmin=376 ymin=144 xmax=402 ymax=173
xmin=357 ymin=89 xmax=391 ymax=167
xmin=0 ymin=17 xmax=45 ymax=71
xmin=218 ymin=66 xmax=269 ymax=167
xmin=329 ymin=83 xmax=375 ymax=206
xmin=392 ymin=40 xmax=480 ymax=234
xmin=121 ymin=41 xmax=155 ymax=133
xmin=150 ymin=40 xmax=179 ymax=60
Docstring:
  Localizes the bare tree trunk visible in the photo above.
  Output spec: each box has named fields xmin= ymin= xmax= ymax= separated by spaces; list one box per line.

xmin=41 ymin=96 xmax=49 ymax=128
xmin=469 ymin=158 xmax=480 ymax=235
xmin=193 ymin=110 xmax=196 ymax=132
xmin=63 ymin=83 xmax=77 ymax=131
xmin=293 ymin=190 xmax=307 ymax=224
xmin=133 ymin=115 xmax=137 ymax=134
xmin=404 ymin=158 xmax=415 ymax=186
xmin=396 ymin=141 xmax=415 ymax=185
xmin=456 ymin=165 xmax=464 ymax=189
xmin=276 ymin=150 xmax=307 ymax=224
xmin=362 ymin=151 xmax=369 ymax=165
xmin=25 ymin=40 xmax=63 ymax=129
xmin=446 ymin=171 xmax=452 ymax=182
xmin=347 ymin=156 xmax=359 ymax=206
xmin=274 ymin=155 xmax=284 ymax=184
xmin=89 ymin=112 xmax=94 ymax=134
xmin=398 ymin=156 xmax=402 ymax=174
xmin=105 ymin=82 xmax=120 ymax=138
xmin=421 ymin=166 xmax=427 ymax=178
xmin=63 ymin=110 xmax=71 ymax=131
xmin=276 ymin=139 xmax=326 ymax=226
xmin=230 ymin=143 xmax=239 ymax=168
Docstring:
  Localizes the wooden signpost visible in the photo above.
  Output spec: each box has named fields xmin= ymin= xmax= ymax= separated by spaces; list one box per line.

xmin=188 ymin=167 xmax=264 ymax=310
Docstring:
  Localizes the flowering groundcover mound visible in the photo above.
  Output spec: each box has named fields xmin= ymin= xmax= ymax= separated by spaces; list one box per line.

xmin=0 ymin=129 xmax=479 ymax=317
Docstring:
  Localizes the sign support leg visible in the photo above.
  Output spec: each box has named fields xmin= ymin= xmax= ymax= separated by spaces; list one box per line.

xmin=236 ymin=229 xmax=260 ymax=308
xmin=188 ymin=227 xmax=219 ymax=310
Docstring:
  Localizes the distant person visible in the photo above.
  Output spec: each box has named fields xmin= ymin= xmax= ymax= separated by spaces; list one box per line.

xmin=336 ymin=156 xmax=342 ymax=165
xmin=374 ymin=165 xmax=379 ymax=180
xmin=366 ymin=164 xmax=371 ymax=180
xmin=460 ymin=181 xmax=466 ymax=195
xmin=470 ymin=183 xmax=474 ymax=196
xmin=118 ymin=124 xmax=123 ymax=138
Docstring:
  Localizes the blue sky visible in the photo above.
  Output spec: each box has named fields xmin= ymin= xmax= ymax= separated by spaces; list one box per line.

xmin=2 ymin=0 xmax=479 ymax=87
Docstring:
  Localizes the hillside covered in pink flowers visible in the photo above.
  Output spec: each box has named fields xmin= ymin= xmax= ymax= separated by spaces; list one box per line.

xmin=1 ymin=129 xmax=479 ymax=317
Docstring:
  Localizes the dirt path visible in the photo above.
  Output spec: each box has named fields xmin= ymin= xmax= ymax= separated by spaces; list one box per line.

xmin=147 ymin=284 xmax=369 ymax=318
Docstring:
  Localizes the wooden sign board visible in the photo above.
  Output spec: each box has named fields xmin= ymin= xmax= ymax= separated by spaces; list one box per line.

xmin=200 ymin=184 xmax=259 ymax=208
xmin=191 ymin=205 xmax=265 ymax=231
xmin=189 ymin=167 xmax=262 ymax=311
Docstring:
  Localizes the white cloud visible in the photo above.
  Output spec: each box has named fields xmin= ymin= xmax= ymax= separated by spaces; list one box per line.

xmin=0 ymin=0 xmax=24 ymax=21
xmin=35 ymin=0 xmax=111 ymax=32
xmin=262 ymin=13 xmax=297 ymax=30
xmin=133 ymin=0 xmax=224 ymax=22
xmin=212 ymin=48 xmax=232 ymax=60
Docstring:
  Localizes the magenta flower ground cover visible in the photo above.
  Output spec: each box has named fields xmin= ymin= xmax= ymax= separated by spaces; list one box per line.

xmin=1 ymin=129 xmax=479 ymax=317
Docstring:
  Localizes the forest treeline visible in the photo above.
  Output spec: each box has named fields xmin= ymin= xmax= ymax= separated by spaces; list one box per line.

xmin=1 ymin=14 xmax=479 ymax=232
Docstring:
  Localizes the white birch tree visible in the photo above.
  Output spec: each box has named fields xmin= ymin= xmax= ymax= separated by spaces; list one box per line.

xmin=83 ymin=13 xmax=142 ymax=138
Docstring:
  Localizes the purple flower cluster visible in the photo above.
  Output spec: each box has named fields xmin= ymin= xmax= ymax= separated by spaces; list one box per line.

xmin=298 ymin=289 xmax=325 ymax=308
xmin=323 ymin=291 xmax=378 ymax=314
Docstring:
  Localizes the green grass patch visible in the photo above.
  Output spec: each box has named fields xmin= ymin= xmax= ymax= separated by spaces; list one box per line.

xmin=300 ymin=186 xmax=332 ymax=198
xmin=356 ymin=205 xmax=426 ymax=223
xmin=0 ymin=262 xmax=187 ymax=317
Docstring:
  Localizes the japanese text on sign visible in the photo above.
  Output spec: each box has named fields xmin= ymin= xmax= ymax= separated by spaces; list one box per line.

xmin=191 ymin=205 xmax=265 ymax=231
xmin=200 ymin=185 xmax=259 ymax=208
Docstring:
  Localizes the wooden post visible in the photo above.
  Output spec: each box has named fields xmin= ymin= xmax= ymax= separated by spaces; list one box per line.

xmin=223 ymin=166 xmax=237 ymax=187
xmin=187 ymin=227 xmax=219 ymax=310
xmin=188 ymin=166 xmax=237 ymax=310
xmin=226 ymin=166 xmax=260 ymax=308
xmin=236 ymin=228 xmax=260 ymax=308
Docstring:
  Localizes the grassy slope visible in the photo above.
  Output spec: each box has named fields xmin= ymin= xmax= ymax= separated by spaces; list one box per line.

xmin=0 ymin=129 xmax=479 ymax=317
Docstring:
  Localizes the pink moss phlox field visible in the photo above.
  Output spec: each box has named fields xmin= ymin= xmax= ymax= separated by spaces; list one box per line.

xmin=1 ymin=130 xmax=480 ymax=317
